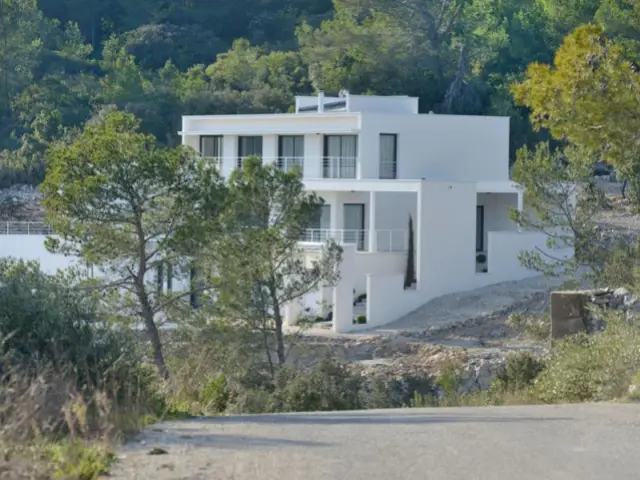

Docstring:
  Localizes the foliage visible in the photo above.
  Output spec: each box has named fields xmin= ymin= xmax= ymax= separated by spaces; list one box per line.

xmin=531 ymin=314 xmax=640 ymax=403
xmin=213 ymin=157 xmax=342 ymax=371
xmin=493 ymin=352 xmax=546 ymax=393
xmin=41 ymin=110 xmax=227 ymax=377
xmin=0 ymin=259 xmax=145 ymax=393
xmin=512 ymin=24 xmax=640 ymax=207
xmin=511 ymin=143 xmax=610 ymax=281
xmin=46 ymin=441 xmax=115 ymax=480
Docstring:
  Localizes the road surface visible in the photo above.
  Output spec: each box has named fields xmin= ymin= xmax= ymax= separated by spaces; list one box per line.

xmin=109 ymin=403 xmax=640 ymax=480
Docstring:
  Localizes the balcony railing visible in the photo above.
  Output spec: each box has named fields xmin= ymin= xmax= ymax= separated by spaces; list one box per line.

xmin=199 ymin=156 xmax=360 ymax=179
xmin=322 ymin=156 xmax=357 ymax=179
xmin=300 ymin=229 xmax=407 ymax=252
xmin=0 ymin=221 xmax=53 ymax=235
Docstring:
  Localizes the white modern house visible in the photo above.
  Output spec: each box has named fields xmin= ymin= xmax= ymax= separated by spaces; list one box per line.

xmin=179 ymin=92 xmax=573 ymax=333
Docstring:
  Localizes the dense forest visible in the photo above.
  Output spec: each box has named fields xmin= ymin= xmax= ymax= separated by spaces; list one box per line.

xmin=0 ymin=0 xmax=637 ymax=187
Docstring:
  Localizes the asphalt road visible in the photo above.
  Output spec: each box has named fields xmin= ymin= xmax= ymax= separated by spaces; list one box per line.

xmin=110 ymin=403 xmax=640 ymax=480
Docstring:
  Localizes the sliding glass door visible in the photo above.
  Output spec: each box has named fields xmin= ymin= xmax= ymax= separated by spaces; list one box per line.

xmin=343 ymin=203 xmax=365 ymax=250
xmin=278 ymin=135 xmax=304 ymax=172
xmin=323 ymin=135 xmax=357 ymax=178
xmin=238 ymin=136 xmax=263 ymax=168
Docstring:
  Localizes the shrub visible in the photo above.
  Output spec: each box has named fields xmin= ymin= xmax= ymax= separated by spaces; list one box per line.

xmin=493 ymin=352 xmax=546 ymax=393
xmin=531 ymin=314 xmax=640 ymax=403
xmin=356 ymin=314 xmax=367 ymax=324
xmin=476 ymin=253 xmax=487 ymax=263
xmin=0 ymin=260 xmax=157 ymax=441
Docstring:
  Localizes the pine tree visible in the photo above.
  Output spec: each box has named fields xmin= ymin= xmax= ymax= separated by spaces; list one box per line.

xmin=404 ymin=215 xmax=416 ymax=289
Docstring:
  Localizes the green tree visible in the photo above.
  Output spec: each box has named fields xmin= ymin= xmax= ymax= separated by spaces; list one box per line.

xmin=511 ymin=143 xmax=609 ymax=281
xmin=214 ymin=157 xmax=342 ymax=372
xmin=512 ymin=25 xmax=640 ymax=206
xmin=41 ymin=110 xmax=227 ymax=378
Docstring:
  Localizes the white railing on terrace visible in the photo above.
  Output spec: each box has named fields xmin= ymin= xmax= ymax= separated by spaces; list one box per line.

xmin=199 ymin=156 xmax=359 ymax=179
xmin=300 ymin=229 xmax=407 ymax=252
xmin=0 ymin=221 xmax=53 ymax=235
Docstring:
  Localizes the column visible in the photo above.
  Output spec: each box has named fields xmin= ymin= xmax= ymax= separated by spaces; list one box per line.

xmin=517 ymin=191 xmax=524 ymax=232
xmin=332 ymin=244 xmax=356 ymax=333
xmin=368 ymin=191 xmax=377 ymax=252
xmin=284 ymin=299 xmax=303 ymax=327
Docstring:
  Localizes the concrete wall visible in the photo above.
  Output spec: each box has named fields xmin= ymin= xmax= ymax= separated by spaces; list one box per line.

xmin=366 ymin=274 xmax=427 ymax=329
xmin=0 ymin=235 xmax=191 ymax=292
xmin=347 ymin=95 xmax=419 ymax=114
xmin=353 ymin=252 xmax=405 ymax=294
xmin=477 ymin=192 xmax=518 ymax=252
xmin=418 ymin=181 xmax=477 ymax=298
xmin=358 ymin=113 xmax=509 ymax=182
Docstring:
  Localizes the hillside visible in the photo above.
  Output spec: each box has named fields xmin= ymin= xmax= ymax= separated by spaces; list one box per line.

xmin=1 ymin=0 xmax=639 ymax=188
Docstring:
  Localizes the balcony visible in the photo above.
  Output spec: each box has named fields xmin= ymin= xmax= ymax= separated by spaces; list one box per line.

xmin=201 ymin=156 xmax=360 ymax=179
xmin=300 ymin=229 xmax=407 ymax=253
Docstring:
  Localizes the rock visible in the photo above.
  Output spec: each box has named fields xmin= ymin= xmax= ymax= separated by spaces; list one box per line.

xmin=148 ymin=447 xmax=169 ymax=455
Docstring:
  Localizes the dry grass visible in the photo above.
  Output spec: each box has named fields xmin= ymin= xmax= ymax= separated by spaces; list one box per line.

xmin=0 ymin=359 xmax=155 ymax=479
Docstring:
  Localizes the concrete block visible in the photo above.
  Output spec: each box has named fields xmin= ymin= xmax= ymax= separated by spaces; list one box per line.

xmin=550 ymin=291 xmax=589 ymax=340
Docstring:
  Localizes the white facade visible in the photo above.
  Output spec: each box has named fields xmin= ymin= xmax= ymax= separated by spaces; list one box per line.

xmin=0 ymin=94 xmax=571 ymax=334
xmin=177 ymin=92 xmax=573 ymax=333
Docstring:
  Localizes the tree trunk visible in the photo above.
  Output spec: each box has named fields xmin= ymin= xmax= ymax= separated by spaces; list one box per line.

xmin=142 ymin=305 xmax=169 ymax=379
xmin=272 ymin=306 xmax=286 ymax=366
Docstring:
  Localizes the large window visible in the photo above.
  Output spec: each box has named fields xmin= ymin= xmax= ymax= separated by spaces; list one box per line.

xmin=238 ymin=136 xmax=263 ymax=168
xmin=476 ymin=205 xmax=484 ymax=252
xmin=278 ymin=135 xmax=304 ymax=172
xmin=323 ymin=135 xmax=357 ymax=178
xmin=379 ymin=134 xmax=397 ymax=179
xmin=200 ymin=135 xmax=223 ymax=158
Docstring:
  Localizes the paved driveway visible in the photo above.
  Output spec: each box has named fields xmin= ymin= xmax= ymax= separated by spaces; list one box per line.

xmin=109 ymin=403 xmax=640 ymax=480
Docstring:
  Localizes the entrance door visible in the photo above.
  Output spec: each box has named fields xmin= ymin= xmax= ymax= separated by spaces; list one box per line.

xmin=343 ymin=203 xmax=365 ymax=250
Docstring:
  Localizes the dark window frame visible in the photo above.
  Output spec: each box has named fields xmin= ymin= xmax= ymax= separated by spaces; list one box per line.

xmin=476 ymin=205 xmax=484 ymax=252
xmin=379 ymin=133 xmax=398 ymax=179
xmin=200 ymin=135 xmax=223 ymax=157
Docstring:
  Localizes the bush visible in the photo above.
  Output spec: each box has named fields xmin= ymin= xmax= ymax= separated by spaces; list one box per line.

xmin=531 ymin=315 xmax=640 ymax=403
xmin=493 ymin=352 xmax=546 ymax=393
xmin=0 ymin=260 xmax=157 ymax=441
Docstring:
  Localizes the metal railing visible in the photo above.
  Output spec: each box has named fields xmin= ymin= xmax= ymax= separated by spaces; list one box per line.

xmin=199 ymin=156 xmax=223 ymax=169
xmin=300 ymin=229 xmax=407 ymax=252
xmin=322 ymin=156 xmax=357 ymax=179
xmin=0 ymin=221 xmax=53 ymax=235
xmin=199 ymin=156 xmax=360 ymax=179
xmin=277 ymin=156 xmax=304 ymax=173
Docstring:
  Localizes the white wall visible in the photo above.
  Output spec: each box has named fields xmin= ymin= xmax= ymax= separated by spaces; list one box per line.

xmin=365 ymin=274 xmax=427 ymax=329
xmin=347 ymin=95 xmax=419 ymax=114
xmin=0 ymin=236 xmax=83 ymax=274
xmin=477 ymin=192 xmax=518 ymax=252
xmin=418 ymin=181 xmax=477 ymax=297
xmin=359 ymin=113 xmax=509 ymax=182
xmin=353 ymin=252 xmax=405 ymax=294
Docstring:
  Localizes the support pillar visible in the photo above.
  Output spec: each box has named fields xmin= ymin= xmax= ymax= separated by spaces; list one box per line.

xmin=332 ymin=244 xmax=356 ymax=333
xmin=368 ymin=191 xmax=377 ymax=252
xmin=284 ymin=299 xmax=303 ymax=327
xmin=517 ymin=191 xmax=524 ymax=232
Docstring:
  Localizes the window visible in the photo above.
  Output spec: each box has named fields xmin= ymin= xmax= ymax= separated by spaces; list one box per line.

xmin=307 ymin=204 xmax=331 ymax=242
xmin=323 ymin=135 xmax=357 ymax=178
xmin=200 ymin=135 xmax=223 ymax=159
xmin=476 ymin=205 xmax=484 ymax=252
xmin=166 ymin=263 xmax=173 ymax=292
xmin=379 ymin=134 xmax=397 ymax=179
xmin=278 ymin=135 xmax=304 ymax=172
xmin=238 ymin=136 xmax=263 ymax=168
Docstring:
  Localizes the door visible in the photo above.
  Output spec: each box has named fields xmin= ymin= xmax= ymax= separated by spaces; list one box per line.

xmin=238 ymin=136 xmax=263 ymax=168
xmin=379 ymin=134 xmax=397 ymax=179
xmin=200 ymin=135 xmax=223 ymax=169
xmin=323 ymin=135 xmax=357 ymax=178
xmin=278 ymin=135 xmax=304 ymax=172
xmin=343 ymin=203 xmax=365 ymax=250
